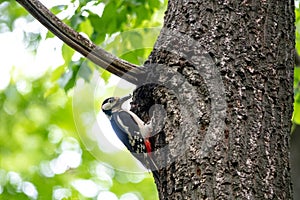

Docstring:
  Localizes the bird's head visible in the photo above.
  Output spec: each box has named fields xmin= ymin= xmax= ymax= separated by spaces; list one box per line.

xmin=101 ymin=94 xmax=131 ymax=116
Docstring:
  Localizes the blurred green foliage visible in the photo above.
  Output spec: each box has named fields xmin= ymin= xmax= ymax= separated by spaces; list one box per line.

xmin=294 ymin=3 xmax=300 ymax=126
xmin=0 ymin=0 xmax=167 ymax=199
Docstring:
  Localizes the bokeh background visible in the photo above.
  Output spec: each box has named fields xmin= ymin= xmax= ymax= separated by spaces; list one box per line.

xmin=0 ymin=0 xmax=167 ymax=199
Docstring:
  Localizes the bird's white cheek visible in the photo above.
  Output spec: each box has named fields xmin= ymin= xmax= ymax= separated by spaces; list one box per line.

xmin=102 ymin=103 xmax=112 ymax=110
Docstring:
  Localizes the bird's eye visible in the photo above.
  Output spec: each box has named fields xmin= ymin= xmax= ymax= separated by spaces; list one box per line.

xmin=108 ymin=99 xmax=114 ymax=103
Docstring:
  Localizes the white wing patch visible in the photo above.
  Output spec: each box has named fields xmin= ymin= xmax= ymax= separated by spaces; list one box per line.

xmin=116 ymin=114 xmax=132 ymax=139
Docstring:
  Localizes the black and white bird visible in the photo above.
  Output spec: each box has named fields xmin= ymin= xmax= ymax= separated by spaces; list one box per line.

xmin=101 ymin=94 xmax=159 ymax=181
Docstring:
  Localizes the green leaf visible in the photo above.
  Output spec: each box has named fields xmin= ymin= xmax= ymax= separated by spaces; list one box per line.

xmin=58 ymin=69 xmax=73 ymax=89
xmin=51 ymin=66 xmax=66 ymax=82
xmin=135 ymin=6 xmax=151 ymax=26
xmin=89 ymin=14 xmax=106 ymax=43
xmin=78 ymin=62 xmax=92 ymax=82
xmin=101 ymin=70 xmax=111 ymax=83
xmin=70 ymin=13 xmax=84 ymax=29
xmin=294 ymin=68 xmax=300 ymax=87
xmin=50 ymin=5 xmax=68 ymax=15
xmin=58 ymin=63 xmax=79 ymax=91
xmin=101 ymin=2 xmax=118 ymax=34
xmin=293 ymin=101 xmax=300 ymax=125
xmin=44 ymin=84 xmax=59 ymax=98
xmin=46 ymin=31 xmax=55 ymax=39
xmin=88 ymin=14 xmax=103 ymax=33
xmin=149 ymin=0 xmax=161 ymax=9
xmin=79 ymin=19 xmax=93 ymax=37
xmin=62 ymin=44 xmax=75 ymax=65
xmin=127 ymin=32 xmax=143 ymax=49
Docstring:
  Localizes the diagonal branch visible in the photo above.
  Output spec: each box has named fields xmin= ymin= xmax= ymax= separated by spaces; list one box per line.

xmin=16 ymin=0 xmax=144 ymax=84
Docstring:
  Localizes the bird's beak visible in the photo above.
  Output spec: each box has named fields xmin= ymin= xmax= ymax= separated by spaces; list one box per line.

xmin=119 ymin=94 xmax=132 ymax=103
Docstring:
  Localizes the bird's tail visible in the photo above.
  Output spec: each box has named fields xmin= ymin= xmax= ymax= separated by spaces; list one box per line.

xmin=146 ymin=156 xmax=160 ymax=184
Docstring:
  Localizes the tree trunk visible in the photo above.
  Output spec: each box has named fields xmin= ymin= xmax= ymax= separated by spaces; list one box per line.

xmin=132 ymin=1 xmax=294 ymax=199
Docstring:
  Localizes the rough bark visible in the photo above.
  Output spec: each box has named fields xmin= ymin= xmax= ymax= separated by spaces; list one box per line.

xmin=132 ymin=1 xmax=294 ymax=199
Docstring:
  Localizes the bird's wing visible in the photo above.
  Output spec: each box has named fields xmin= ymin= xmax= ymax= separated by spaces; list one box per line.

xmin=112 ymin=111 xmax=141 ymax=136
xmin=111 ymin=111 xmax=144 ymax=153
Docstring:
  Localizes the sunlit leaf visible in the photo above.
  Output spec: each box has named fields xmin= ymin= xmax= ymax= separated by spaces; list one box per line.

xmin=62 ymin=44 xmax=75 ymax=65
xmin=46 ymin=31 xmax=55 ymax=39
xmin=44 ymin=84 xmax=59 ymax=98
xmin=50 ymin=5 xmax=68 ymax=15
xmin=79 ymin=19 xmax=94 ymax=37
xmin=101 ymin=70 xmax=111 ymax=83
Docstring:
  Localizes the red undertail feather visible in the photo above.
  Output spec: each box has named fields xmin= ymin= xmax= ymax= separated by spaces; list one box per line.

xmin=144 ymin=139 xmax=152 ymax=157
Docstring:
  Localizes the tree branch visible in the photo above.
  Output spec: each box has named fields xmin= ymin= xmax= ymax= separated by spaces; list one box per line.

xmin=16 ymin=0 xmax=144 ymax=84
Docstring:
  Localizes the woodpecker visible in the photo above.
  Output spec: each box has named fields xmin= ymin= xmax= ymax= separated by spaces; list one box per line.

xmin=101 ymin=94 xmax=159 ymax=181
